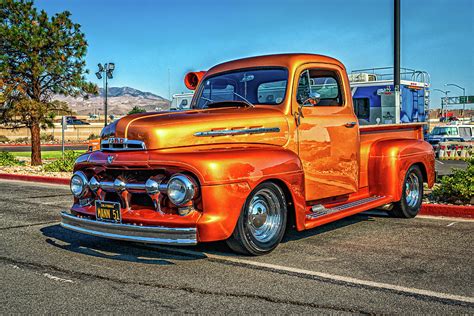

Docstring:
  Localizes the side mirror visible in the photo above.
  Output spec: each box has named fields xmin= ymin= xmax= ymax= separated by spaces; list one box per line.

xmin=301 ymin=92 xmax=321 ymax=107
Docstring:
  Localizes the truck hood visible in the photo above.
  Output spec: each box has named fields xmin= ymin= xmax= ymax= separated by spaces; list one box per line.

xmin=101 ymin=107 xmax=289 ymax=150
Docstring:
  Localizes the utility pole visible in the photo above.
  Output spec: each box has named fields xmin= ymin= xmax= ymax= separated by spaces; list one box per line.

xmin=394 ymin=0 xmax=401 ymax=124
xmin=168 ymin=68 xmax=171 ymax=100
xmin=433 ymin=89 xmax=450 ymax=118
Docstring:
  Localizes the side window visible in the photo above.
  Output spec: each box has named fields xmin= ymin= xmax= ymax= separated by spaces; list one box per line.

xmin=459 ymin=127 xmax=472 ymax=138
xmin=353 ymin=98 xmax=370 ymax=119
xmin=297 ymin=69 xmax=343 ymax=106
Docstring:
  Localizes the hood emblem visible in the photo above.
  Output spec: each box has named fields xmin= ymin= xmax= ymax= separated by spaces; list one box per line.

xmin=107 ymin=155 xmax=115 ymax=164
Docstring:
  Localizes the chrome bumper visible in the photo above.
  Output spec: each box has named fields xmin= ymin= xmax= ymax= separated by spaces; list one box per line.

xmin=60 ymin=211 xmax=197 ymax=245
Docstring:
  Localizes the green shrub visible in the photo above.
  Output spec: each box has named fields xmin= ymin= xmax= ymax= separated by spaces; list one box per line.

xmin=87 ymin=133 xmax=99 ymax=140
xmin=44 ymin=150 xmax=81 ymax=172
xmin=0 ymin=151 xmax=23 ymax=166
xmin=0 ymin=135 xmax=10 ymax=143
xmin=15 ymin=136 xmax=30 ymax=144
xmin=40 ymin=133 xmax=55 ymax=142
xmin=431 ymin=158 xmax=474 ymax=204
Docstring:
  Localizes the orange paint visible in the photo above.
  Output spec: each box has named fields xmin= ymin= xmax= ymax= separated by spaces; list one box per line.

xmin=69 ymin=54 xmax=435 ymax=243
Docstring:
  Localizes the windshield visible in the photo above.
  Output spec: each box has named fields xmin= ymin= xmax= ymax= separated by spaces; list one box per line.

xmin=430 ymin=127 xmax=458 ymax=136
xmin=193 ymin=68 xmax=288 ymax=109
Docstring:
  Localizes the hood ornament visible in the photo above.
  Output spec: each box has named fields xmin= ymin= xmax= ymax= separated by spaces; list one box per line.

xmin=107 ymin=155 xmax=115 ymax=164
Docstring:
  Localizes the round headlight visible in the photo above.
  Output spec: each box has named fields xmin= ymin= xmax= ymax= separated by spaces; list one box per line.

xmin=70 ymin=171 xmax=88 ymax=198
xmin=167 ymin=174 xmax=197 ymax=206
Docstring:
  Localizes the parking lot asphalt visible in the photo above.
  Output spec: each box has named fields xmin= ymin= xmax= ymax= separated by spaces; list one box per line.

xmin=435 ymin=159 xmax=468 ymax=176
xmin=0 ymin=180 xmax=473 ymax=314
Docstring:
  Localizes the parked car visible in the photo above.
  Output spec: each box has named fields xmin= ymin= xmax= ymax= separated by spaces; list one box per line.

xmin=61 ymin=54 xmax=435 ymax=255
xmin=67 ymin=118 xmax=90 ymax=125
xmin=428 ymin=136 xmax=465 ymax=158
xmin=427 ymin=125 xmax=473 ymax=144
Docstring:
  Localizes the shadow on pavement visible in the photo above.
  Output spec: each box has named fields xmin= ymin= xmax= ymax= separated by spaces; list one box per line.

xmin=40 ymin=224 xmax=203 ymax=264
xmin=40 ymin=213 xmax=381 ymax=261
xmin=282 ymin=212 xmax=375 ymax=243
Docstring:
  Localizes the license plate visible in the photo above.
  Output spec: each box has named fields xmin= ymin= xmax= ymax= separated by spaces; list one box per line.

xmin=95 ymin=201 xmax=121 ymax=223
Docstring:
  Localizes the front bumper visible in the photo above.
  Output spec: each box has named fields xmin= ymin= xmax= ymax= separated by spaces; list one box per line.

xmin=60 ymin=211 xmax=197 ymax=245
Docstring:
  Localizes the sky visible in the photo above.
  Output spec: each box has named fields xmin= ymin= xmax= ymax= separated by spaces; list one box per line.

xmin=35 ymin=0 xmax=473 ymax=108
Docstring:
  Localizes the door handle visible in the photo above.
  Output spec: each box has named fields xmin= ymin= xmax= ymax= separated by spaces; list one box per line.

xmin=344 ymin=121 xmax=357 ymax=128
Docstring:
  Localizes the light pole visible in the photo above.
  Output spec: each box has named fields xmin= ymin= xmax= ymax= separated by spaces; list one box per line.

xmin=95 ymin=63 xmax=115 ymax=127
xmin=433 ymin=89 xmax=450 ymax=119
xmin=445 ymin=83 xmax=466 ymax=117
xmin=394 ymin=0 xmax=401 ymax=124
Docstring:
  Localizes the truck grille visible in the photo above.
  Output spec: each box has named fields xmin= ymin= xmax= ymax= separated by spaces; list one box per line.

xmin=101 ymin=138 xmax=146 ymax=151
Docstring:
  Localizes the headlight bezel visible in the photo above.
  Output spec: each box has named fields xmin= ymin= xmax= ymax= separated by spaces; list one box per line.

xmin=70 ymin=171 xmax=89 ymax=198
xmin=166 ymin=174 xmax=197 ymax=206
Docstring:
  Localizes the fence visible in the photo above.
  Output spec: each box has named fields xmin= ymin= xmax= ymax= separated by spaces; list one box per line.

xmin=438 ymin=141 xmax=473 ymax=160
xmin=0 ymin=123 xmax=104 ymax=142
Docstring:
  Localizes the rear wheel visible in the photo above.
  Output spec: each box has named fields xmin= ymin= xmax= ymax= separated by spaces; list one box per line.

xmin=390 ymin=165 xmax=423 ymax=218
xmin=226 ymin=182 xmax=287 ymax=256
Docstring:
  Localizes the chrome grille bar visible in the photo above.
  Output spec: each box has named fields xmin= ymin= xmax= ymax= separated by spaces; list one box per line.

xmin=101 ymin=138 xmax=146 ymax=151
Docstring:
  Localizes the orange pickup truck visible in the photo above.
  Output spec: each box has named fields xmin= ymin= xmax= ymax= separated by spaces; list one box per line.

xmin=61 ymin=54 xmax=435 ymax=255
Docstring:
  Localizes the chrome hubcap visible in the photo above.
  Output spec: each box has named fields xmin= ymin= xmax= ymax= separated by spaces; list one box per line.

xmin=247 ymin=188 xmax=282 ymax=243
xmin=405 ymin=172 xmax=420 ymax=208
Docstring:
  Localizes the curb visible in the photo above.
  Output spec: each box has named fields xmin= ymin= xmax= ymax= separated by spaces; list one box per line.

xmin=420 ymin=203 xmax=473 ymax=218
xmin=0 ymin=173 xmax=69 ymax=185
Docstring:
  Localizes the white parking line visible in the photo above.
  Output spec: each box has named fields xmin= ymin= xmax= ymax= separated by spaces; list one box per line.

xmin=151 ymin=245 xmax=474 ymax=305
xmin=43 ymin=273 xmax=74 ymax=283
xmin=435 ymin=160 xmax=444 ymax=165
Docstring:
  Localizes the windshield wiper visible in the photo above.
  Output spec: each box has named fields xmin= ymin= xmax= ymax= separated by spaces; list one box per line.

xmin=232 ymin=92 xmax=254 ymax=107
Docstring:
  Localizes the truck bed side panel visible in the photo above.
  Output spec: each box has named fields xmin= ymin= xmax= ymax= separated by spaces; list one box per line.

xmin=359 ymin=123 xmax=425 ymax=188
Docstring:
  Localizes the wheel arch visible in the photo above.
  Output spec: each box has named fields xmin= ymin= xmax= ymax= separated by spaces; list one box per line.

xmin=369 ymin=139 xmax=435 ymax=200
xmin=261 ymin=178 xmax=297 ymax=230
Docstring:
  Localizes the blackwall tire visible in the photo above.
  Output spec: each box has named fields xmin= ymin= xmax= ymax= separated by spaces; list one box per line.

xmin=226 ymin=182 xmax=287 ymax=256
xmin=390 ymin=165 xmax=423 ymax=218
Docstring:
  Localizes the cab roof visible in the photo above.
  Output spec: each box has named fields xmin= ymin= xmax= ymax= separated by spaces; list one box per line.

xmin=205 ymin=53 xmax=346 ymax=77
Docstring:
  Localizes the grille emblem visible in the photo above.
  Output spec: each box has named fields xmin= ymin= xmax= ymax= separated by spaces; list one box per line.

xmin=107 ymin=155 xmax=114 ymax=164
xmin=108 ymin=137 xmax=126 ymax=144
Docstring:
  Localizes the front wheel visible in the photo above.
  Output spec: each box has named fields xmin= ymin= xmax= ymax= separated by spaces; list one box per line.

xmin=390 ymin=165 xmax=423 ymax=218
xmin=226 ymin=182 xmax=287 ymax=256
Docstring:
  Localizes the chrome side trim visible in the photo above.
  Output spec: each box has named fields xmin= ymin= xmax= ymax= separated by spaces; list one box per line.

xmin=307 ymin=195 xmax=386 ymax=219
xmin=194 ymin=127 xmax=280 ymax=137
xmin=101 ymin=139 xmax=146 ymax=151
xmin=60 ymin=211 xmax=197 ymax=245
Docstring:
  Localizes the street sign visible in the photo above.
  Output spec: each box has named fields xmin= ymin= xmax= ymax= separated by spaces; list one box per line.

xmin=459 ymin=96 xmax=474 ymax=104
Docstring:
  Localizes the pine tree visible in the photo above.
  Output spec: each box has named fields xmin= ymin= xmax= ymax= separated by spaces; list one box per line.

xmin=0 ymin=0 xmax=97 ymax=165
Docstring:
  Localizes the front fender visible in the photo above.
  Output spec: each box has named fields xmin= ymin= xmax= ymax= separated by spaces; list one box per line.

xmin=80 ymin=145 xmax=306 ymax=242
xmin=155 ymin=146 xmax=306 ymax=241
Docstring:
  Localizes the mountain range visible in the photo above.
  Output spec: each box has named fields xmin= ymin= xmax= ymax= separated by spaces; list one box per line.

xmin=54 ymin=87 xmax=170 ymax=116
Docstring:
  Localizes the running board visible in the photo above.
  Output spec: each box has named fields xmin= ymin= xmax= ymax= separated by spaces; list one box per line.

xmin=307 ymin=195 xmax=386 ymax=219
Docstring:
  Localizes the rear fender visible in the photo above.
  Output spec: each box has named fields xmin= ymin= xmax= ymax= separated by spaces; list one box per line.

xmin=368 ymin=139 xmax=435 ymax=200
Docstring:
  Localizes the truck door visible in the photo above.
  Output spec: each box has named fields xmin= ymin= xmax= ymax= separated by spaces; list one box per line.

xmin=295 ymin=64 xmax=359 ymax=201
